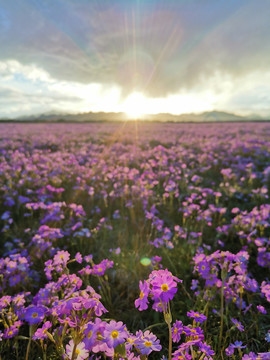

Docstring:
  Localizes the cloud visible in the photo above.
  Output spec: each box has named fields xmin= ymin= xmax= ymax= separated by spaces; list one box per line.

xmin=0 ymin=0 xmax=270 ymax=116
xmin=0 ymin=59 xmax=123 ymax=117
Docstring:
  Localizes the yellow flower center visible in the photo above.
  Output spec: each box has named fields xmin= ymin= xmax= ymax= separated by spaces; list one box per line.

xmin=111 ymin=330 xmax=119 ymax=338
xmin=144 ymin=341 xmax=152 ymax=347
xmin=174 ymin=327 xmax=178 ymax=334
xmin=8 ymin=331 xmax=13 ymax=336
xmin=88 ymin=330 xmax=93 ymax=339
xmin=161 ymin=284 xmax=169 ymax=292
xmin=140 ymin=291 xmax=144 ymax=299
xmin=75 ymin=349 xmax=80 ymax=355
xmin=32 ymin=312 xmax=38 ymax=318
xmin=98 ymin=267 xmax=103 ymax=272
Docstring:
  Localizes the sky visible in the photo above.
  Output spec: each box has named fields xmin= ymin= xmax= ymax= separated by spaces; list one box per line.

xmin=0 ymin=0 xmax=270 ymax=118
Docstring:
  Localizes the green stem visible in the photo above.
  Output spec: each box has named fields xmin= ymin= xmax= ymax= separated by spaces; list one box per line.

xmin=43 ymin=350 xmax=47 ymax=360
xmin=71 ymin=342 xmax=78 ymax=360
xmin=168 ymin=321 xmax=172 ymax=360
xmin=25 ymin=326 xmax=33 ymax=360
xmin=218 ymin=277 xmax=225 ymax=351
xmin=160 ymin=300 xmax=172 ymax=360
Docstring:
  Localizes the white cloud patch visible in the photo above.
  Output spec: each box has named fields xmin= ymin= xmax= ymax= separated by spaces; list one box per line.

xmin=0 ymin=60 xmax=123 ymax=117
xmin=0 ymin=59 xmax=270 ymax=118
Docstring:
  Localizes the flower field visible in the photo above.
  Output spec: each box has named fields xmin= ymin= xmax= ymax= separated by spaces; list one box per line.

xmin=0 ymin=122 xmax=270 ymax=360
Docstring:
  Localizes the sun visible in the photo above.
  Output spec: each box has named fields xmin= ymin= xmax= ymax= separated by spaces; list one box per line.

xmin=122 ymin=92 xmax=148 ymax=119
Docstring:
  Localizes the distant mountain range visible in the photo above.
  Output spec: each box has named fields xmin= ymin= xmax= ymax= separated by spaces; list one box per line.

xmin=1 ymin=110 xmax=269 ymax=122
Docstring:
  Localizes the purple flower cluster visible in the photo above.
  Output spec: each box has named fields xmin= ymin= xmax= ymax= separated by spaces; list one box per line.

xmin=170 ymin=318 xmax=215 ymax=360
xmin=0 ymin=122 xmax=269 ymax=358
xmin=193 ymin=249 xmax=258 ymax=309
xmin=0 ymin=253 xmax=38 ymax=291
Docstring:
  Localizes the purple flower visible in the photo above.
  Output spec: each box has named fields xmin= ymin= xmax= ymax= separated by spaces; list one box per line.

xmin=9 ymin=274 xmax=21 ymax=287
xmin=82 ymin=297 xmax=108 ymax=316
xmin=150 ymin=269 xmax=181 ymax=303
xmin=198 ymin=342 xmax=215 ymax=357
xmin=197 ymin=260 xmax=210 ymax=278
xmin=172 ymin=320 xmax=183 ymax=343
xmin=135 ymin=280 xmax=150 ymax=311
xmin=233 ymin=341 xmax=246 ymax=349
xmin=44 ymin=260 xmax=54 ymax=280
xmin=183 ymin=326 xmax=204 ymax=339
xmin=172 ymin=348 xmax=192 ymax=360
xmin=225 ymin=344 xmax=235 ymax=356
xmin=231 ymin=318 xmax=244 ymax=332
xmin=24 ymin=305 xmax=47 ymax=325
xmin=152 ymin=300 xmax=165 ymax=312
xmin=190 ymin=279 xmax=198 ymax=291
xmin=33 ymin=321 xmax=52 ymax=340
xmin=261 ymin=281 xmax=270 ymax=302
xmin=265 ymin=331 xmax=270 ymax=343
xmin=103 ymin=320 xmax=128 ymax=348
xmin=83 ymin=321 xmax=98 ymax=349
xmin=75 ymin=252 xmax=83 ymax=264
xmin=135 ymin=330 xmax=162 ymax=355
xmin=92 ymin=259 xmax=113 ymax=276
xmin=257 ymin=305 xmax=267 ymax=314
xmin=91 ymin=319 xmax=114 ymax=357
xmin=257 ymin=352 xmax=270 ymax=359
xmin=3 ymin=326 xmax=19 ymax=339
xmin=187 ymin=310 xmax=207 ymax=323
xmin=242 ymin=352 xmax=257 ymax=360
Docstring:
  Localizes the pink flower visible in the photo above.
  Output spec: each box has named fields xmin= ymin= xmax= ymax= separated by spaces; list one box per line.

xmin=75 ymin=252 xmax=83 ymax=264
xmin=150 ymin=269 xmax=181 ymax=303
xmin=33 ymin=321 xmax=52 ymax=340
xmin=257 ymin=305 xmax=267 ymax=314
xmin=53 ymin=250 xmax=70 ymax=266
xmin=66 ymin=340 xmax=89 ymax=360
